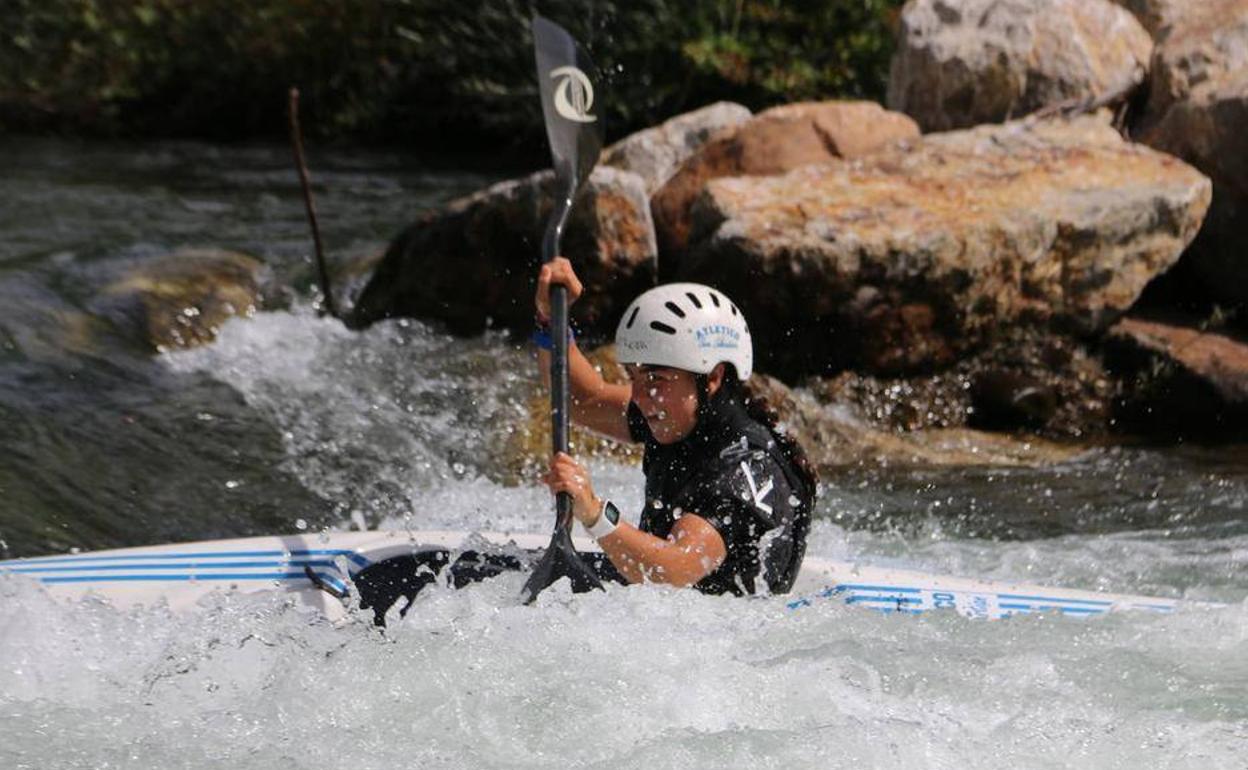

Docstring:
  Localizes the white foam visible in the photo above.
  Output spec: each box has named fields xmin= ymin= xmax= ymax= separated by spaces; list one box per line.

xmin=111 ymin=309 xmax=1248 ymax=767
xmin=1 ymin=566 xmax=1245 ymax=769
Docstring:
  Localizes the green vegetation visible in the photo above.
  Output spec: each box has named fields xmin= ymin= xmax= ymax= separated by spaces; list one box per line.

xmin=0 ymin=0 xmax=904 ymax=145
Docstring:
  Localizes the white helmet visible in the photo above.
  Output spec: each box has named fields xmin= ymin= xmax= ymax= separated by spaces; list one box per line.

xmin=614 ymin=283 xmax=753 ymax=380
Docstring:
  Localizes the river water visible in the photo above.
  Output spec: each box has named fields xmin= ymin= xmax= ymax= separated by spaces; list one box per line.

xmin=0 ymin=139 xmax=1245 ymax=768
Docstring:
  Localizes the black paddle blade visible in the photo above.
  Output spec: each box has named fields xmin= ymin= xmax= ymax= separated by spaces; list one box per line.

xmin=521 ymin=527 xmax=603 ymax=604
xmin=533 ymin=15 xmax=604 ymax=208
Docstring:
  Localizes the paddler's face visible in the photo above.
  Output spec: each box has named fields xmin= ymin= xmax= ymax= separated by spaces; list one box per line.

xmin=625 ymin=365 xmax=701 ymax=444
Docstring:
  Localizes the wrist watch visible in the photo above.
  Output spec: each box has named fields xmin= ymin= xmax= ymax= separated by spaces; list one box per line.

xmin=586 ymin=499 xmax=620 ymax=540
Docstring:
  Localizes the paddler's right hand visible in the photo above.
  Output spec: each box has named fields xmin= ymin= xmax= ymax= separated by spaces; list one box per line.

xmin=535 ymin=257 xmax=583 ymax=324
xmin=543 ymin=452 xmax=602 ymax=527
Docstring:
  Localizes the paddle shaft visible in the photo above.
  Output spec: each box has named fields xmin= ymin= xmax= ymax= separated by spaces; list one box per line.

xmin=544 ymin=177 xmax=575 ymax=532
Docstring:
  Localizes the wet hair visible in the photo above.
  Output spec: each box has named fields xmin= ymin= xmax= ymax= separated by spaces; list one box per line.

xmin=696 ymin=367 xmax=820 ymax=501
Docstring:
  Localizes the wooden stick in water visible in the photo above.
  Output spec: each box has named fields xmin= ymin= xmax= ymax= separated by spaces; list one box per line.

xmin=288 ymin=87 xmax=338 ymax=319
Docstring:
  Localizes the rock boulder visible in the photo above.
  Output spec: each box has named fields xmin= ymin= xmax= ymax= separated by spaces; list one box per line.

xmin=1139 ymin=0 xmax=1248 ymax=308
xmin=888 ymin=0 xmax=1152 ymax=132
xmin=674 ymin=115 xmax=1211 ymax=378
xmin=1107 ymin=316 xmax=1248 ymax=436
xmin=600 ymin=102 xmax=752 ymax=196
xmin=94 ymin=249 xmax=264 ymax=352
xmin=349 ymin=166 xmax=657 ymax=336
xmin=1110 ymin=0 xmax=1186 ymax=37
xmin=652 ymin=101 xmax=919 ymax=259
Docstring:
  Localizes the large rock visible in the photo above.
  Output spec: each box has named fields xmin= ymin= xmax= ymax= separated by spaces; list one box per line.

xmin=600 ymin=102 xmax=752 ymax=196
xmin=349 ymin=166 xmax=657 ymax=336
xmin=1107 ymin=316 xmax=1248 ymax=436
xmin=1110 ymin=0 xmax=1186 ymax=37
xmin=675 ymin=115 xmax=1211 ymax=378
xmin=888 ymin=0 xmax=1153 ymax=132
xmin=92 ymin=249 xmax=264 ymax=352
xmin=652 ymin=101 xmax=919 ymax=259
xmin=1139 ymin=0 xmax=1248 ymax=308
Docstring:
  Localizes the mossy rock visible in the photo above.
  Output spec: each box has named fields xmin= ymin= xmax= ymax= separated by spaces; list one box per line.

xmin=95 ymin=249 xmax=265 ymax=352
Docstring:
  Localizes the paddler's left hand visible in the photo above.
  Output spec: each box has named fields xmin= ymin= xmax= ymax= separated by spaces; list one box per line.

xmin=543 ymin=452 xmax=604 ymax=527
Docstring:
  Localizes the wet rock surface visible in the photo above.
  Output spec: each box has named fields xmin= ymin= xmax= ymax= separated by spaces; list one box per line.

xmin=504 ymin=344 xmax=1086 ymax=474
xmin=807 ymin=326 xmax=1114 ymax=439
xmin=749 ymin=370 xmax=1084 ymax=468
xmin=91 ymin=249 xmax=264 ymax=352
xmin=1107 ymin=315 xmax=1248 ymax=437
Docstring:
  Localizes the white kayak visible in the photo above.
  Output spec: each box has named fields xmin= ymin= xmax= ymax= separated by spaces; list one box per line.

xmin=0 ymin=530 xmax=1193 ymax=622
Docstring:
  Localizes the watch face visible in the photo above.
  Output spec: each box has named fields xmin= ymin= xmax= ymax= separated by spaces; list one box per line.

xmin=603 ymin=500 xmax=620 ymax=525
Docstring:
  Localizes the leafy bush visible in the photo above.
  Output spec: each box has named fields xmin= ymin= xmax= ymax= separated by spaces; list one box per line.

xmin=0 ymin=0 xmax=904 ymax=145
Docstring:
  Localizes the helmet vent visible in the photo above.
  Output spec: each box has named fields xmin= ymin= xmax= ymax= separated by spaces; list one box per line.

xmin=709 ymin=292 xmax=721 ymax=308
xmin=730 ymin=303 xmax=738 ymax=316
xmin=664 ymin=301 xmax=686 ymax=319
xmin=649 ymin=320 xmax=677 ymax=335
xmin=686 ymin=292 xmax=702 ymax=309
xmin=625 ymin=306 xmax=640 ymax=329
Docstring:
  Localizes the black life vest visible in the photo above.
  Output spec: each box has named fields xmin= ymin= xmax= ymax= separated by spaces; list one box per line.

xmin=627 ymin=392 xmax=813 ymax=595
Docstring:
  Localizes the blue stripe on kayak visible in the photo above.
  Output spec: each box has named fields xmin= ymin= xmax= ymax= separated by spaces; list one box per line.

xmin=6 ymin=560 xmax=340 ymax=574
xmin=835 ymin=584 xmax=922 ymax=594
xmin=39 ymin=571 xmax=335 ymax=585
xmin=1 ymin=549 xmax=372 ymax=569
xmin=846 ymin=595 xmax=922 ymax=605
xmin=314 ymin=573 xmax=348 ymax=595
xmin=1000 ymin=603 xmax=1103 ymax=614
xmin=997 ymin=592 xmax=1111 ymax=606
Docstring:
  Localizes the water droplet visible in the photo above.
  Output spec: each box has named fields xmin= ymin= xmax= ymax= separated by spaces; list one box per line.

xmin=224 ymin=479 xmax=241 ymax=490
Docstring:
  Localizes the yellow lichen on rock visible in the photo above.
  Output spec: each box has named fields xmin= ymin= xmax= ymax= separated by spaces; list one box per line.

xmin=499 ymin=344 xmax=642 ymax=485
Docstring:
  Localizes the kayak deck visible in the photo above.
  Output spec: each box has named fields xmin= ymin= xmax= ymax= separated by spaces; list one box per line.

xmin=0 ymin=530 xmax=1192 ymax=622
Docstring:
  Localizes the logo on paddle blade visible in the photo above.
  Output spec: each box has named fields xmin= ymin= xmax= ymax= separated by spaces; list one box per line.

xmin=549 ymin=66 xmax=596 ymax=123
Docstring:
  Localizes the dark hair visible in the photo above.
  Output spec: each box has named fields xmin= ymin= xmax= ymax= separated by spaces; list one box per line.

xmin=698 ymin=366 xmax=820 ymax=503
xmin=738 ymin=379 xmax=820 ymax=502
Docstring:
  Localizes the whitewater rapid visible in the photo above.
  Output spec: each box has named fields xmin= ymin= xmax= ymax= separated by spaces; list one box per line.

xmin=2 ymin=309 xmax=1245 ymax=769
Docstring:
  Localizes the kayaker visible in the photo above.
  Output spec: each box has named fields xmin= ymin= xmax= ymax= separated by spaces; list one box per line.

xmin=535 ymin=258 xmax=818 ymax=595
